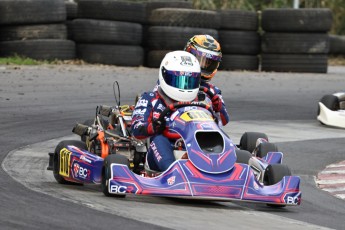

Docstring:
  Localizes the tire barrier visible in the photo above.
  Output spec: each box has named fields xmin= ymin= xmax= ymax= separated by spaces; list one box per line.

xmin=0 ymin=0 xmax=75 ymax=60
xmin=144 ymin=5 xmax=220 ymax=68
xmin=262 ymin=8 xmax=333 ymax=32
xmin=144 ymin=25 xmax=218 ymax=68
xmin=261 ymin=8 xmax=332 ymax=73
xmin=77 ymin=44 xmax=144 ymax=66
xmin=77 ymin=0 xmax=146 ymax=24
xmin=0 ymin=0 xmax=335 ymax=73
xmin=329 ymin=34 xmax=345 ymax=55
xmin=0 ymin=40 xmax=76 ymax=61
xmin=72 ymin=0 xmax=144 ymax=66
xmin=218 ymin=10 xmax=260 ymax=71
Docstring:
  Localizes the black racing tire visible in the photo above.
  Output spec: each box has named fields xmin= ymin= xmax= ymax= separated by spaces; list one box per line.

xmin=329 ymin=34 xmax=345 ymax=55
xmin=102 ymin=154 xmax=129 ymax=197
xmin=77 ymin=44 xmax=144 ymax=66
xmin=81 ymin=119 xmax=94 ymax=142
xmin=0 ymin=0 xmax=66 ymax=25
xmin=145 ymin=1 xmax=193 ymax=23
xmin=235 ymin=149 xmax=252 ymax=164
xmin=256 ymin=142 xmax=278 ymax=158
xmin=53 ymin=140 xmax=87 ymax=184
xmin=148 ymin=8 xmax=221 ymax=29
xmin=0 ymin=39 xmax=76 ymax=61
xmin=71 ymin=19 xmax=142 ymax=45
xmin=145 ymin=50 xmax=172 ymax=68
xmin=239 ymin=132 xmax=268 ymax=154
xmin=219 ymin=54 xmax=258 ymax=71
xmin=319 ymin=95 xmax=339 ymax=112
xmin=261 ymin=54 xmax=328 ymax=73
xmin=261 ymin=8 xmax=333 ymax=32
xmin=219 ymin=9 xmax=258 ymax=30
xmin=219 ymin=30 xmax=260 ymax=54
xmin=65 ymin=1 xmax=78 ymax=20
xmin=261 ymin=33 xmax=329 ymax=54
xmin=146 ymin=26 xmax=218 ymax=50
xmin=264 ymin=164 xmax=291 ymax=207
xmin=0 ymin=24 xmax=68 ymax=41
xmin=78 ymin=0 xmax=146 ymax=24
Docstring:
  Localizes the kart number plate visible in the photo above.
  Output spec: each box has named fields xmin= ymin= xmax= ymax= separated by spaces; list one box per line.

xmin=180 ymin=110 xmax=213 ymax=122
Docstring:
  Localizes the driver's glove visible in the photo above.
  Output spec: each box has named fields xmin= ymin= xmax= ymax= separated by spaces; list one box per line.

xmin=211 ymin=95 xmax=222 ymax=112
xmin=151 ymin=119 xmax=166 ymax=135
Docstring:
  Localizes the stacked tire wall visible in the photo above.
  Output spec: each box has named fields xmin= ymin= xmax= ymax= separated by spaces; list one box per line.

xmin=261 ymin=8 xmax=333 ymax=73
xmin=145 ymin=4 xmax=219 ymax=68
xmin=329 ymin=34 xmax=345 ymax=55
xmin=0 ymin=0 xmax=75 ymax=61
xmin=72 ymin=0 xmax=145 ymax=66
xmin=218 ymin=10 xmax=260 ymax=71
xmin=0 ymin=1 xmax=335 ymax=74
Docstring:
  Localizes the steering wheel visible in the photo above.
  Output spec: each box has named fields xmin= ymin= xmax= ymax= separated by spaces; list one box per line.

xmin=199 ymin=86 xmax=216 ymax=101
xmin=156 ymin=101 xmax=219 ymax=138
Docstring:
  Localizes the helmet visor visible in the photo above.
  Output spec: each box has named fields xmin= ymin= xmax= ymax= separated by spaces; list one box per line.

xmin=190 ymin=48 xmax=221 ymax=75
xmin=162 ymin=67 xmax=201 ymax=90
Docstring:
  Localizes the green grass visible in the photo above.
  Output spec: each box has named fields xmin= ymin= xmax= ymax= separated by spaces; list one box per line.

xmin=0 ymin=55 xmax=52 ymax=65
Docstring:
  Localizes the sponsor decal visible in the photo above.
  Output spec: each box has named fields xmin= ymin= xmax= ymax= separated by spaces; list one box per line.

xmin=157 ymin=104 xmax=165 ymax=111
xmin=110 ymin=185 xmax=127 ymax=194
xmin=134 ymin=121 xmax=144 ymax=129
xmin=80 ymin=155 xmax=92 ymax=164
xmin=133 ymin=108 xmax=146 ymax=116
xmin=167 ymin=176 xmax=176 ymax=185
xmin=284 ymin=192 xmax=301 ymax=205
xmin=153 ymin=112 xmax=160 ymax=119
xmin=136 ymin=99 xmax=148 ymax=107
xmin=73 ymin=163 xmax=91 ymax=179
xmin=180 ymin=56 xmax=193 ymax=66
xmin=150 ymin=142 xmax=162 ymax=162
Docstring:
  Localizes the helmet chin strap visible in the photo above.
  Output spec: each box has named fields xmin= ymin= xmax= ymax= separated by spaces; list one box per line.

xmin=157 ymin=86 xmax=176 ymax=105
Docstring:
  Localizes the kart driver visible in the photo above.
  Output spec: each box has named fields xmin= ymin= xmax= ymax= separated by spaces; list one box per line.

xmin=153 ymin=35 xmax=229 ymax=126
xmin=184 ymin=34 xmax=229 ymax=126
xmin=131 ymin=50 xmax=201 ymax=172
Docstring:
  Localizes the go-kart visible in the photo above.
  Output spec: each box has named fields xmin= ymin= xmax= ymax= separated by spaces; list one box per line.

xmin=47 ymin=87 xmax=301 ymax=207
xmin=317 ymin=92 xmax=345 ymax=129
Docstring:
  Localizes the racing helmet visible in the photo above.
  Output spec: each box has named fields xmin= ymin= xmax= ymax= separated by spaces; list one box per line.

xmin=159 ymin=51 xmax=201 ymax=102
xmin=184 ymin=34 xmax=222 ymax=82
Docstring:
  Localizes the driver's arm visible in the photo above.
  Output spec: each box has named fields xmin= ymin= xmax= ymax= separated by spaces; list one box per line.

xmin=131 ymin=92 xmax=156 ymax=139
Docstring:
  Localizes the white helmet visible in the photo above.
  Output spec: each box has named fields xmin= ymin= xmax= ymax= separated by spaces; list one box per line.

xmin=159 ymin=50 xmax=201 ymax=102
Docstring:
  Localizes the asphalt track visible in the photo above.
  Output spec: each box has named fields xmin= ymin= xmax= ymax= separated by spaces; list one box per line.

xmin=1 ymin=65 xmax=345 ymax=229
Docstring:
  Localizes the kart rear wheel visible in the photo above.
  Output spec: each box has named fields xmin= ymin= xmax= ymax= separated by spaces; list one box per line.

xmin=102 ymin=154 xmax=129 ymax=197
xmin=239 ymin=132 xmax=268 ymax=153
xmin=53 ymin=140 xmax=87 ymax=185
xmin=235 ymin=149 xmax=252 ymax=164
xmin=264 ymin=164 xmax=291 ymax=207
xmin=318 ymin=94 xmax=339 ymax=115
xmin=256 ymin=142 xmax=278 ymax=158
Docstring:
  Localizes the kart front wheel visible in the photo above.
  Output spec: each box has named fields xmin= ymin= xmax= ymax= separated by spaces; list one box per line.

xmin=264 ymin=164 xmax=292 ymax=207
xmin=102 ymin=154 xmax=129 ymax=197
xmin=255 ymin=142 xmax=278 ymax=158
xmin=235 ymin=149 xmax=252 ymax=164
xmin=239 ymin=132 xmax=268 ymax=153
xmin=318 ymin=94 xmax=339 ymax=116
xmin=53 ymin=140 xmax=87 ymax=185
